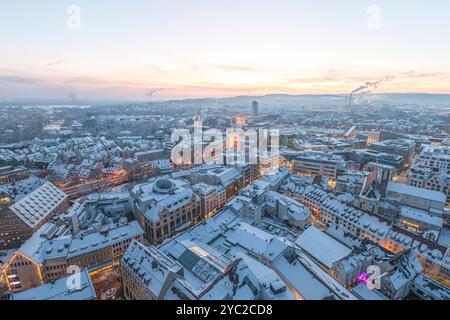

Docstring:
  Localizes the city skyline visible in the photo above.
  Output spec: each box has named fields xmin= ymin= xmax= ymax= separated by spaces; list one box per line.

xmin=1 ymin=0 xmax=450 ymax=304
xmin=1 ymin=0 xmax=450 ymax=102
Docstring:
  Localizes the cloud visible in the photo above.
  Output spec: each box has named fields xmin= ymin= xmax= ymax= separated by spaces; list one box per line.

xmin=45 ymin=60 xmax=62 ymax=67
xmin=213 ymin=64 xmax=262 ymax=72
xmin=64 ymin=76 xmax=109 ymax=85
xmin=402 ymin=70 xmax=442 ymax=79
xmin=0 ymin=75 xmax=38 ymax=84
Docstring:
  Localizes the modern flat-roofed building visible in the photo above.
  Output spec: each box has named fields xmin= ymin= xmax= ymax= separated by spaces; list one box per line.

xmin=356 ymin=131 xmax=380 ymax=145
xmin=370 ymin=139 xmax=416 ymax=162
xmin=407 ymin=145 xmax=450 ymax=207
xmin=413 ymin=145 xmax=450 ymax=176
xmin=398 ymin=206 xmax=443 ymax=232
xmin=386 ymin=182 xmax=446 ymax=216
xmin=353 ymin=149 xmax=405 ymax=169
xmin=134 ymin=149 xmax=166 ymax=163
xmin=292 ymin=151 xmax=346 ymax=179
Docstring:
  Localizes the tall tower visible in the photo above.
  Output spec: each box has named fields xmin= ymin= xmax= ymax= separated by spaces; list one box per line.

xmin=252 ymin=101 xmax=259 ymax=117
xmin=379 ymin=167 xmax=392 ymax=198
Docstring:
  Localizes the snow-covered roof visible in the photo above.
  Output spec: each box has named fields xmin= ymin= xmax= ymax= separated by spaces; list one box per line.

xmin=10 ymin=220 xmax=143 ymax=266
xmin=263 ymin=168 xmax=290 ymax=187
xmin=400 ymin=206 xmax=443 ymax=228
xmin=11 ymin=269 xmax=96 ymax=300
xmin=295 ymin=226 xmax=352 ymax=269
xmin=413 ymin=274 xmax=450 ymax=300
xmin=387 ymin=227 xmax=449 ymax=268
xmin=272 ymin=253 xmax=334 ymax=300
xmin=67 ymin=220 xmax=143 ymax=258
xmin=207 ymin=167 xmax=242 ymax=187
xmin=0 ymin=176 xmax=45 ymax=203
xmin=122 ymin=240 xmax=183 ymax=299
xmin=387 ymin=182 xmax=446 ymax=203
xmin=286 ymin=182 xmax=390 ymax=239
xmin=239 ymin=254 xmax=296 ymax=300
xmin=352 ymin=283 xmax=387 ymax=300
xmin=387 ymin=251 xmax=423 ymax=291
xmin=192 ymin=182 xmax=218 ymax=196
xmin=9 ymin=181 xmax=67 ymax=228
xmin=154 ymin=201 xmax=356 ymax=300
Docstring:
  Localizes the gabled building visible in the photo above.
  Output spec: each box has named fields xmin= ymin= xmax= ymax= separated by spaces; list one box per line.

xmin=0 ymin=177 xmax=68 ymax=249
xmin=10 ymin=269 xmax=96 ymax=300
xmin=1 ymin=220 xmax=143 ymax=292
xmin=380 ymin=250 xmax=423 ymax=300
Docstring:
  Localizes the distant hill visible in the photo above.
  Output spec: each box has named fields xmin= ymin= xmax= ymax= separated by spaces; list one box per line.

xmin=156 ymin=93 xmax=450 ymax=108
xmin=1 ymin=93 xmax=449 ymax=108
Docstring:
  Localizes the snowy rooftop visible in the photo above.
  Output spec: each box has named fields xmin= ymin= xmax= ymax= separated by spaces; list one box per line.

xmin=239 ymin=254 xmax=296 ymax=300
xmin=0 ymin=176 xmax=45 ymax=203
xmin=192 ymin=182 xmax=218 ymax=196
xmin=207 ymin=167 xmax=242 ymax=187
xmin=67 ymin=220 xmax=143 ymax=259
xmin=132 ymin=178 xmax=195 ymax=223
xmin=11 ymin=269 xmax=96 ymax=300
xmin=387 ymin=227 xmax=449 ymax=268
xmin=295 ymin=227 xmax=352 ymax=269
xmin=122 ymin=240 xmax=184 ymax=299
xmin=294 ymin=150 xmax=345 ymax=163
xmin=337 ymin=170 xmax=368 ymax=185
xmin=9 ymin=181 xmax=67 ymax=228
xmin=400 ymin=206 xmax=443 ymax=228
xmin=387 ymin=182 xmax=446 ymax=203
xmin=420 ymin=144 xmax=450 ymax=160
xmin=371 ymin=139 xmax=415 ymax=150
xmin=352 ymin=283 xmax=387 ymax=300
xmin=200 ymin=259 xmax=261 ymax=300
xmin=413 ymin=274 xmax=450 ymax=300
xmin=272 ymin=253 xmax=335 ymax=300
xmin=262 ymin=168 xmax=290 ymax=187
xmin=388 ymin=251 xmax=423 ymax=291
xmin=11 ymin=220 xmax=143 ymax=265
xmin=287 ymin=183 xmax=390 ymax=239
xmin=156 ymin=207 xmax=355 ymax=300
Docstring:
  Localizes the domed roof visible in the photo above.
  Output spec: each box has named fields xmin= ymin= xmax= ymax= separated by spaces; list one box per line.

xmin=153 ymin=179 xmax=175 ymax=194
xmin=0 ymin=192 xmax=11 ymax=206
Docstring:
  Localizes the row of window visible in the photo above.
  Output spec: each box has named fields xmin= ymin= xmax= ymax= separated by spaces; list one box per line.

xmin=10 ymin=260 xmax=32 ymax=268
